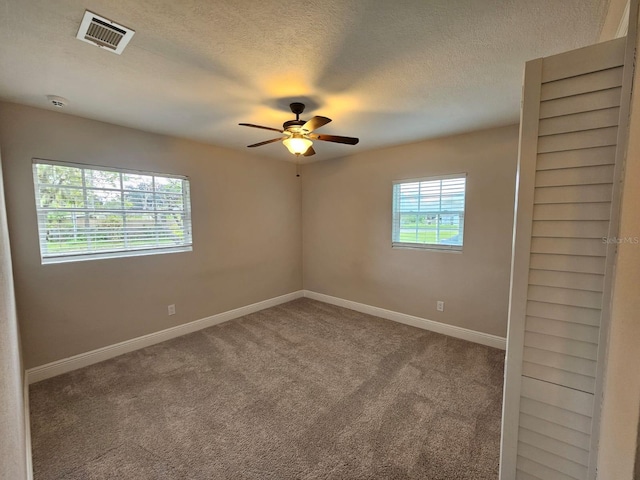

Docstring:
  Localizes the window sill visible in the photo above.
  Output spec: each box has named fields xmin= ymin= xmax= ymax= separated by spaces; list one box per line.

xmin=41 ymin=245 xmax=193 ymax=265
xmin=392 ymin=242 xmax=463 ymax=253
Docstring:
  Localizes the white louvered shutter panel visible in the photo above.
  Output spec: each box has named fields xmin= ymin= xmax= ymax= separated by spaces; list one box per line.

xmin=500 ymin=34 xmax=634 ymax=480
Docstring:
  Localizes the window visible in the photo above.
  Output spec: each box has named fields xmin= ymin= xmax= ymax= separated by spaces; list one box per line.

xmin=392 ymin=174 xmax=466 ymax=250
xmin=32 ymin=159 xmax=192 ymax=264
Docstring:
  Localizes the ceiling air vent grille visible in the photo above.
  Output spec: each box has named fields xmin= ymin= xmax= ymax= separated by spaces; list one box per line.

xmin=76 ymin=11 xmax=135 ymax=55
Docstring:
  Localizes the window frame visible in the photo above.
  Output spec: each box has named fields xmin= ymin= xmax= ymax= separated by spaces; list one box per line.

xmin=391 ymin=173 xmax=467 ymax=252
xmin=32 ymin=158 xmax=193 ymax=264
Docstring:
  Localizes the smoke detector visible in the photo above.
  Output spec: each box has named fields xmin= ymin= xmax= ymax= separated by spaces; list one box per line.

xmin=76 ymin=11 xmax=135 ymax=55
xmin=47 ymin=95 xmax=69 ymax=108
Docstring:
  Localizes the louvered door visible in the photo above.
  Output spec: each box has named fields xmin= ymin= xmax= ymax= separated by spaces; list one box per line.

xmin=500 ymin=35 xmax=634 ymax=480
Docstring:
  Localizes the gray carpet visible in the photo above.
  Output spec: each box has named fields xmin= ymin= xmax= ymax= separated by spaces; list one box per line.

xmin=30 ymin=298 xmax=505 ymax=479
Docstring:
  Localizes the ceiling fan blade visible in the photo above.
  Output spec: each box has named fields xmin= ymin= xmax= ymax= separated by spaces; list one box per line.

xmin=302 ymin=116 xmax=331 ymax=132
xmin=247 ymin=137 xmax=283 ymax=148
xmin=303 ymin=146 xmax=316 ymax=157
xmin=309 ymin=134 xmax=359 ymax=145
xmin=239 ymin=123 xmax=284 ymax=133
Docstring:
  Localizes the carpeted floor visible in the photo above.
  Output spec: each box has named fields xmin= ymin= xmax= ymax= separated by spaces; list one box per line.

xmin=30 ymin=298 xmax=505 ymax=479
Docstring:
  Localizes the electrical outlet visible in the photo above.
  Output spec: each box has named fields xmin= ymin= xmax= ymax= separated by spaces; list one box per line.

xmin=436 ymin=301 xmax=444 ymax=312
xmin=168 ymin=304 xmax=176 ymax=316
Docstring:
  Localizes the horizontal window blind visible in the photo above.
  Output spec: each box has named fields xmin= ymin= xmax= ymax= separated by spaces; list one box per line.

xmin=32 ymin=159 xmax=192 ymax=263
xmin=392 ymin=174 xmax=466 ymax=250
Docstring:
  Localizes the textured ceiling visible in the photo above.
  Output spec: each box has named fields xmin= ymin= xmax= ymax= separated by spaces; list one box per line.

xmin=0 ymin=0 xmax=608 ymax=161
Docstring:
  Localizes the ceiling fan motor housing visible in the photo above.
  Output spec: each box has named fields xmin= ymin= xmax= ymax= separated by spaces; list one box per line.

xmin=283 ymin=119 xmax=305 ymax=131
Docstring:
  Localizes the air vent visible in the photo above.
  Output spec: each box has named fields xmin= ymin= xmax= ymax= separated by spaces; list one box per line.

xmin=76 ymin=11 xmax=135 ymax=55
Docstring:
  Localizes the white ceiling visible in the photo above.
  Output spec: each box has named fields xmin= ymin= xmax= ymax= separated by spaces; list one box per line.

xmin=0 ymin=0 xmax=609 ymax=161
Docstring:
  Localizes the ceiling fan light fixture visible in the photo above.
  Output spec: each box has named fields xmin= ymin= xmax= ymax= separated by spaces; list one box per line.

xmin=283 ymin=135 xmax=312 ymax=155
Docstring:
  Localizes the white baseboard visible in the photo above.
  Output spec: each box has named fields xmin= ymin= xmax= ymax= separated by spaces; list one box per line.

xmin=25 ymin=288 xmax=505 ymax=384
xmin=303 ymin=290 xmax=506 ymax=350
xmin=23 ymin=373 xmax=33 ymax=480
xmin=26 ymin=290 xmax=304 ymax=384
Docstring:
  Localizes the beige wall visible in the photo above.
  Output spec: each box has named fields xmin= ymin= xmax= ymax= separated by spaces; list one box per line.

xmin=600 ymin=0 xmax=631 ymax=41
xmin=597 ymin=19 xmax=640 ymax=478
xmin=0 ymin=152 xmax=28 ymax=479
xmin=301 ymin=125 xmax=518 ymax=337
xmin=0 ymin=102 xmax=302 ymax=369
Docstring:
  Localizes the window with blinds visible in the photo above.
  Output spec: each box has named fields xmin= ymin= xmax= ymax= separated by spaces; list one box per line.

xmin=392 ymin=174 xmax=466 ymax=250
xmin=32 ymin=159 xmax=192 ymax=264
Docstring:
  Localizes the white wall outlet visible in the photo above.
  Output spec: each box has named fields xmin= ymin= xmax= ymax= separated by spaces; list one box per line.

xmin=168 ymin=304 xmax=176 ymax=316
xmin=436 ymin=301 xmax=445 ymax=312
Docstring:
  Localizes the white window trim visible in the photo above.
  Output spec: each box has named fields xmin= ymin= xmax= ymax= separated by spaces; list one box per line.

xmin=33 ymin=159 xmax=193 ymax=264
xmin=391 ymin=172 xmax=468 ymax=185
xmin=392 ymin=172 xmax=467 ymax=252
xmin=33 ymin=158 xmax=189 ymax=180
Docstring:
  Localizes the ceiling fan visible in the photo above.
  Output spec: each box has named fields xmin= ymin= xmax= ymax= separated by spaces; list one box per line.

xmin=239 ymin=102 xmax=359 ymax=158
